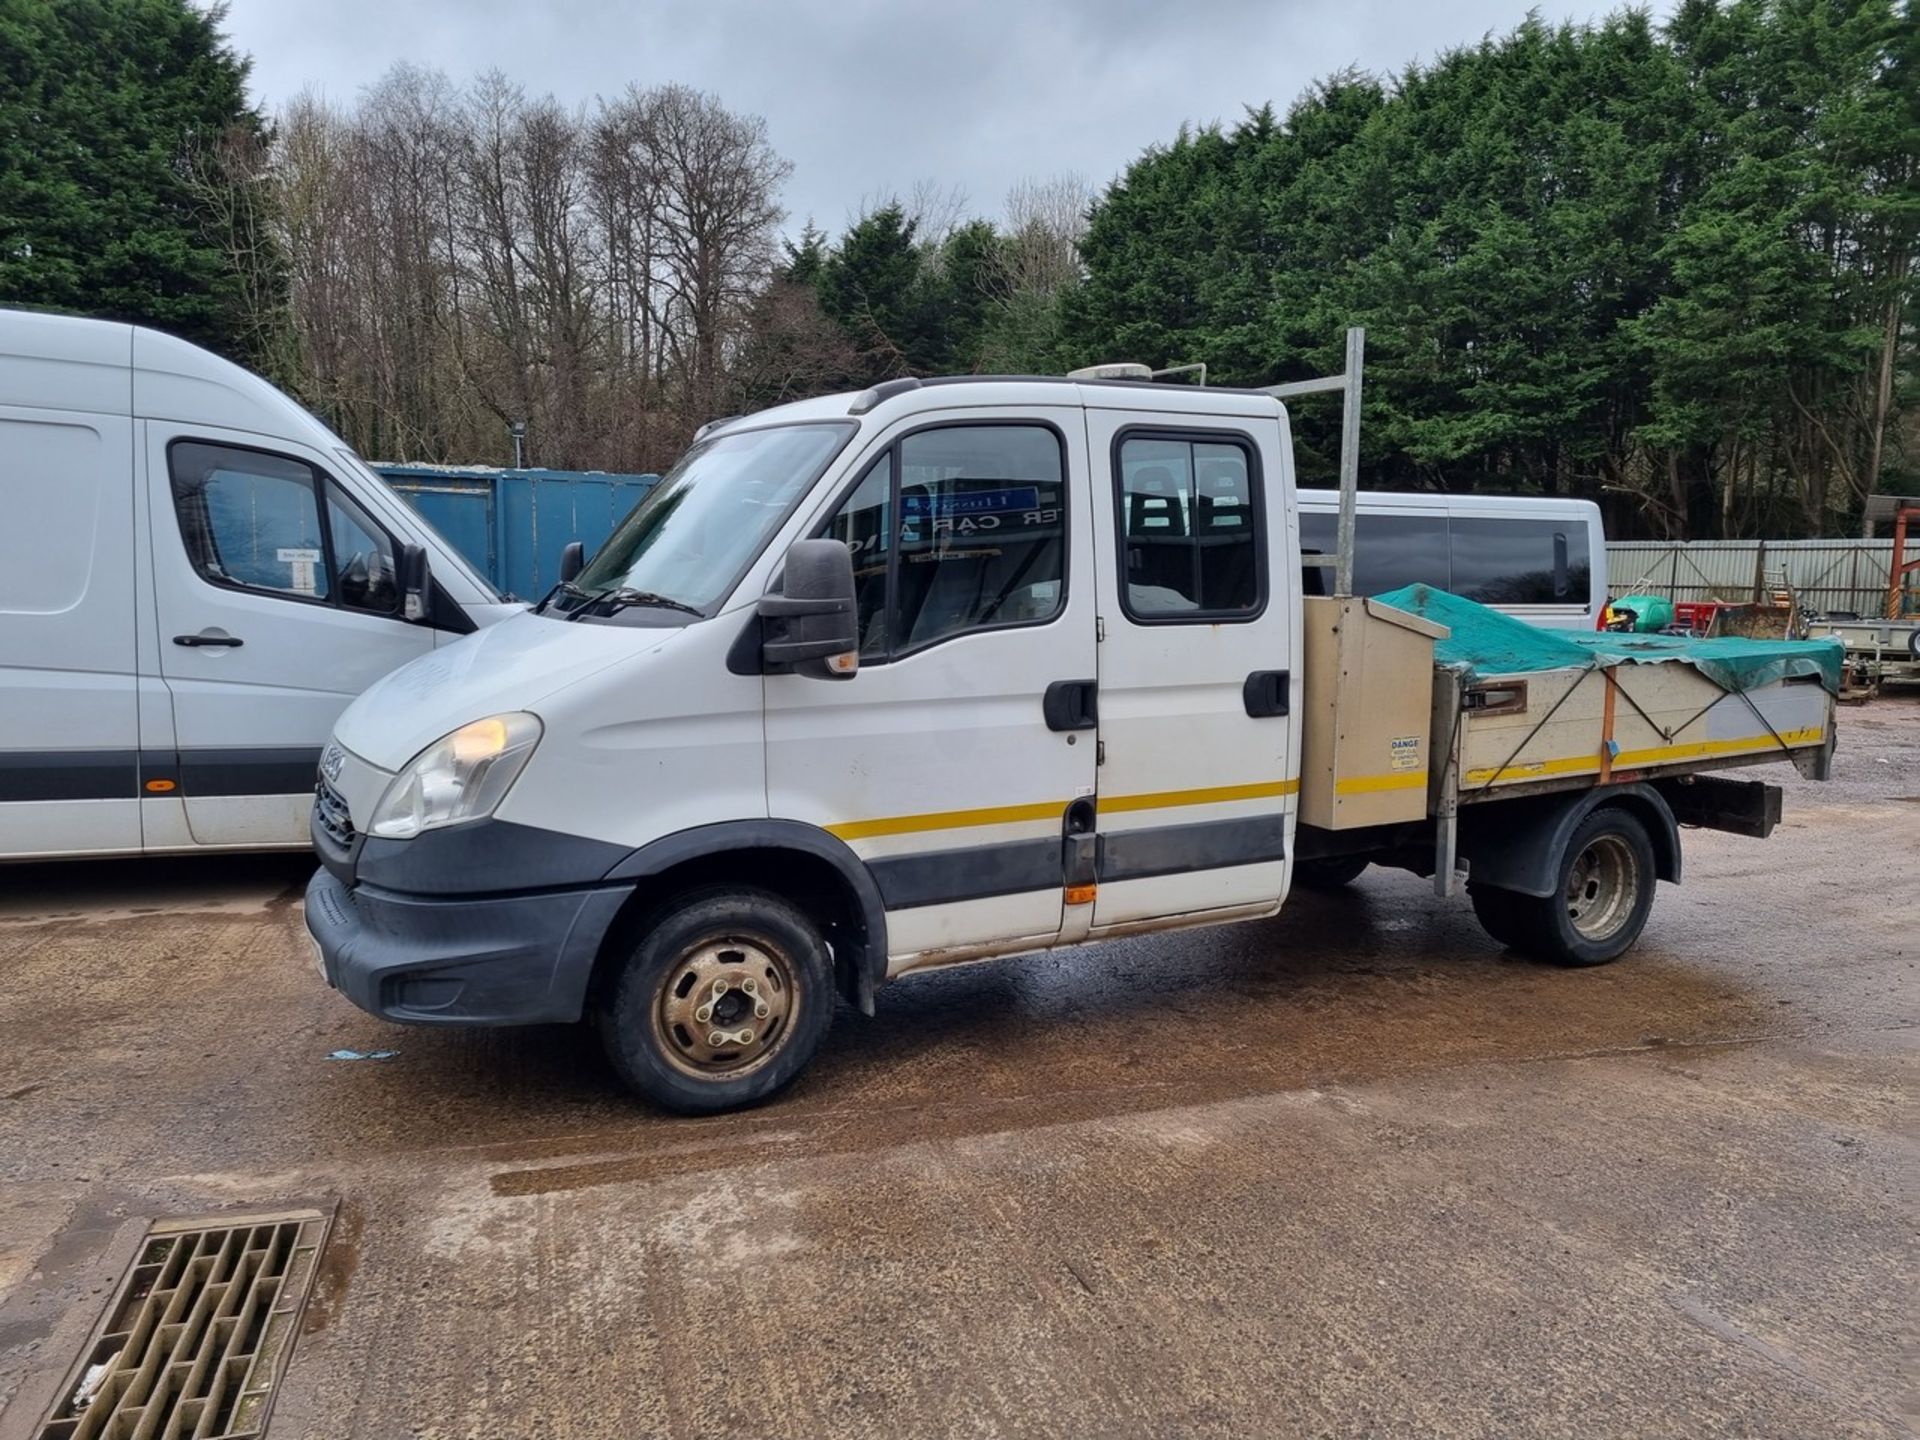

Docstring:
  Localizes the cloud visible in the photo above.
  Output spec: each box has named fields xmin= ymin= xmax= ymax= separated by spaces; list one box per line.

xmin=224 ymin=0 xmax=1670 ymax=234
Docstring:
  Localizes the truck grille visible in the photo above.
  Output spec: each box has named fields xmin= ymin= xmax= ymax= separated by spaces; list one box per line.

xmin=314 ymin=778 xmax=354 ymax=849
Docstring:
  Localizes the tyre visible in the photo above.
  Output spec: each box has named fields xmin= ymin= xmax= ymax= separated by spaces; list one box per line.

xmin=1469 ymin=883 xmax=1537 ymax=950
xmin=1293 ymin=856 xmax=1370 ymax=891
xmin=596 ymin=887 xmax=835 ymax=1115
xmin=1507 ymin=808 xmax=1657 ymax=967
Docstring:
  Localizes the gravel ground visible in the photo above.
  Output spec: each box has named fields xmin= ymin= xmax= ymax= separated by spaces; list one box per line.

xmin=1 ymin=697 xmax=1914 ymax=1438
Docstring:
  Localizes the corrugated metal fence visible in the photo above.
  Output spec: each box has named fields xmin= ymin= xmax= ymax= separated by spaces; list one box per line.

xmin=1606 ymin=539 xmax=1903 ymax=617
xmin=377 ymin=465 xmax=658 ymax=600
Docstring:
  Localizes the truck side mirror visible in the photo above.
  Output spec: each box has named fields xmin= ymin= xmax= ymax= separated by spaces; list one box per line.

xmin=559 ymin=541 xmax=586 ymax=584
xmin=398 ymin=542 xmax=432 ymax=622
xmin=758 ymin=539 xmax=859 ymax=680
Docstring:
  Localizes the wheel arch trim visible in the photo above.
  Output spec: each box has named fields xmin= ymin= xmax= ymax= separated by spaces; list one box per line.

xmin=603 ymin=819 xmax=890 ymax=1008
xmin=1458 ymin=783 xmax=1680 ymax=899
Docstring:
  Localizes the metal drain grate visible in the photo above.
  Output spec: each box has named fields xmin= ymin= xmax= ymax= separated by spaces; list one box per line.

xmin=36 ymin=1209 xmax=331 ymax=1440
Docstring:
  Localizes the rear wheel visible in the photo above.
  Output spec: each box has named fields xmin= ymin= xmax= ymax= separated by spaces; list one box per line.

xmin=1293 ymin=856 xmax=1370 ymax=891
xmin=1505 ymin=809 xmax=1657 ymax=967
xmin=596 ymin=887 xmax=834 ymax=1114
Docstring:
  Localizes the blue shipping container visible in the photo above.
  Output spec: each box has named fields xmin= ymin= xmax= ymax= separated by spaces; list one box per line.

xmin=376 ymin=465 xmax=658 ymax=600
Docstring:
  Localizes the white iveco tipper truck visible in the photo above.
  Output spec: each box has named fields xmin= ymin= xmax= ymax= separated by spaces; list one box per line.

xmin=305 ymin=336 xmax=1840 ymax=1113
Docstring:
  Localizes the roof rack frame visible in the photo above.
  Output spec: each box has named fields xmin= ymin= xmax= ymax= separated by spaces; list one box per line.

xmin=1258 ymin=326 xmax=1365 ymax=598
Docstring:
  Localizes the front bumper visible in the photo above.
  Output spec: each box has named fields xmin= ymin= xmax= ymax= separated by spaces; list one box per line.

xmin=306 ymin=867 xmax=628 ymax=1026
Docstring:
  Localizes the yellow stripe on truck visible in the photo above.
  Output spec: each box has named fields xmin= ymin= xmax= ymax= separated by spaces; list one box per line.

xmin=1334 ymin=772 xmax=1426 ymax=795
xmin=824 ymin=777 xmax=1302 ymax=841
xmin=1096 ymin=778 xmax=1300 ymax=814
xmin=826 ymin=800 xmax=1068 ymax=841
xmin=1466 ymin=726 xmax=1826 ymax=786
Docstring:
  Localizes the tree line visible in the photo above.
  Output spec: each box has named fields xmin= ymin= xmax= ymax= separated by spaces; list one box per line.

xmin=265 ymin=68 xmax=793 ymax=472
xmin=1061 ymin=0 xmax=1917 ymax=538
xmin=256 ymin=72 xmax=1093 ymax=474
xmin=2 ymin=0 xmax=1913 ymax=534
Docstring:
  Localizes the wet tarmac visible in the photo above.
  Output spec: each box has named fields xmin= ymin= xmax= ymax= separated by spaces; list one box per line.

xmin=1 ymin=701 xmax=1915 ymax=1438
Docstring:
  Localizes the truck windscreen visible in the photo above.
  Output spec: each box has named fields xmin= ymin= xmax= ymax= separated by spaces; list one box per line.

xmin=560 ymin=421 xmax=855 ymax=617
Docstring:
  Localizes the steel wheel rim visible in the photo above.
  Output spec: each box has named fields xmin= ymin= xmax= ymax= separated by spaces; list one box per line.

xmin=652 ymin=934 xmax=797 ymax=1081
xmin=1565 ymin=834 xmax=1639 ymax=941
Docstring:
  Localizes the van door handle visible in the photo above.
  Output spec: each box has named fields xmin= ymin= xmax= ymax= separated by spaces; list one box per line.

xmin=174 ymin=630 xmax=244 ymax=648
xmin=1043 ymin=679 xmax=1098 ymax=731
xmin=1243 ymin=669 xmax=1289 ymax=717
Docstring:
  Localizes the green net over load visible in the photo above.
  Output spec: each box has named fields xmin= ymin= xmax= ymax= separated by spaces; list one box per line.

xmin=1372 ymin=584 xmax=1844 ymax=696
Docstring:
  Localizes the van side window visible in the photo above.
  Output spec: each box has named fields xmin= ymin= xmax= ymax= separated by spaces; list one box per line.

xmin=169 ymin=441 xmax=399 ymax=615
xmin=1450 ymin=517 xmax=1589 ymax=606
xmin=1115 ymin=432 xmax=1263 ymax=619
xmin=324 ymin=482 xmax=401 ymax=613
xmin=1297 ymin=511 xmax=1450 ymax=597
xmin=821 ymin=425 xmax=1066 ymax=660
xmin=1297 ymin=508 xmax=1591 ymax=607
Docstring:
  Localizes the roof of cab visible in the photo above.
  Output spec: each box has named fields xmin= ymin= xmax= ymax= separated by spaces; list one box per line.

xmin=718 ymin=373 xmax=1285 ymax=436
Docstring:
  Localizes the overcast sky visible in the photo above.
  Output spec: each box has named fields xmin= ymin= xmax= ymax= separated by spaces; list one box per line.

xmin=224 ymin=0 xmax=1672 ymax=235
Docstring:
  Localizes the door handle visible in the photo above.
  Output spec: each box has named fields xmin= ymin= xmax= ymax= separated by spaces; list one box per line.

xmin=174 ymin=631 xmax=244 ymax=648
xmin=1243 ymin=669 xmax=1289 ymax=717
xmin=1043 ymin=679 xmax=1098 ymax=731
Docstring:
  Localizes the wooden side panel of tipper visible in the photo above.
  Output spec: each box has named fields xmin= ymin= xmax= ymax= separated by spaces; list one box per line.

xmin=1299 ymin=597 xmax=1449 ymax=829
xmin=1456 ymin=659 xmax=1835 ymax=798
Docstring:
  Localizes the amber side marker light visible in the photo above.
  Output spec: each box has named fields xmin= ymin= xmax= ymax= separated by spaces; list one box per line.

xmin=1065 ymin=884 xmax=1097 ymax=906
xmin=144 ymin=779 xmax=177 ymax=793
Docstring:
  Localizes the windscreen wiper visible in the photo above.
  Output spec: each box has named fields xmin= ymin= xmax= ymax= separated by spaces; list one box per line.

xmin=535 ymin=579 xmax=590 ymax=615
xmin=571 ymin=587 xmax=703 ymax=619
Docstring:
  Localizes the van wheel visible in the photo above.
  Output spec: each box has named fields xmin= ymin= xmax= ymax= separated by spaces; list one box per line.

xmin=596 ymin=887 xmax=834 ymax=1115
xmin=1507 ymin=809 xmax=1657 ymax=967
xmin=1293 ymin=856 xmax=1369 ymax=890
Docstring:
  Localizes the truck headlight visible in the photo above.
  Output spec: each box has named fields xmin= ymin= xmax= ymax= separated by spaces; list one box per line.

xmin=367 ymin=713 xmax=543 ymax=839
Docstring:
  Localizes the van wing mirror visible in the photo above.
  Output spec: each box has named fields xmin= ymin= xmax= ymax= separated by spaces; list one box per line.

xmin=758 ymin=539 xmax=859 ymax=681
xmin=559 ymin=541 xmax=586 ymax=584
xmin=398 ymin=542 xmax=431 ymax=622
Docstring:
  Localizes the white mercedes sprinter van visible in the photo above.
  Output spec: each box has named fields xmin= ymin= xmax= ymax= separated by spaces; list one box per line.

xmin=0 ymin=309 xmax=518 ymax=860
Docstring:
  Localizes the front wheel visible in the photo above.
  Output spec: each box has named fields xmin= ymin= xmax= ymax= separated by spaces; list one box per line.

xmin=596 ymin=887 xmax=834 ymax=1114
xmin=1501 ymin=808 xmax=1658 ymax=967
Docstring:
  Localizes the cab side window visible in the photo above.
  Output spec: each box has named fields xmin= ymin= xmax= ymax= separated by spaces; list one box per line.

xmin=824 ymin=453 xmax=893 ymax=658
xmin=820 ymin=424 xmax=1066 ymax=661
xmin=169 ymin=441 xmax=399 ymax=615
xmin=325 ymin=482 xmax=401 ymax=613
xmin=1116 ymin=432 xmax=1263 ymax=619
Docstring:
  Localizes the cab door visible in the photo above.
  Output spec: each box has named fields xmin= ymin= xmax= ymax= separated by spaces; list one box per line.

xmin=764 ymin=410 xmax=1099 ymax=969
xmin=1084 ymin=404 xmax=1302 ymax=929
xmin=144 ymin=423 xmax=440 ymax=846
